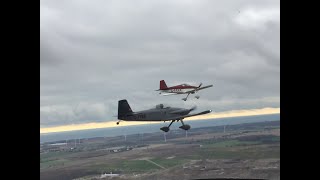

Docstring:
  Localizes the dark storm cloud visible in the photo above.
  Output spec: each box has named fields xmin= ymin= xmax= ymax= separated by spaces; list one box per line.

xmin=40 ymin=0 xmax=279 ymax=127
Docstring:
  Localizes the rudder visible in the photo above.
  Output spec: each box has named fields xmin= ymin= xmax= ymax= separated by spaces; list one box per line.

xmin=160 ymin=80 xmax=168 ymax=90
xmin=118 ymin=99 xmax=133 ymax=119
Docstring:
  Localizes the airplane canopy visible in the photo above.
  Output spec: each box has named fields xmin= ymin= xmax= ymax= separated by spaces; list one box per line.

xmin=155 ymin=104 xmax=170 ymax=109
xmin=181 ymin=84 xmax=191 ymax=86
xmin=156 ymin=104 xmax=164 ymax=109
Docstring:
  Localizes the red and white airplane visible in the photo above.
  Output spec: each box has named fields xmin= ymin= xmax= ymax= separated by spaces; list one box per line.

xmin=156 ymin=80 xmax=213 ymax=101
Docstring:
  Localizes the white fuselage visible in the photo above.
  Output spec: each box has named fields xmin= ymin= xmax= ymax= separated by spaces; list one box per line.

xmin=160 ymin=88 xmax=195 ymax=94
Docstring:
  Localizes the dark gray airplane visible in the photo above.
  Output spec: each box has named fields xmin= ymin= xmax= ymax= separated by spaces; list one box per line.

xmin=117 ymin=99 xmax=212 ymax=132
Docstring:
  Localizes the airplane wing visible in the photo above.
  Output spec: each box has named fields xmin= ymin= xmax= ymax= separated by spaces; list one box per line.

xmin=163 ymin=110 xmax=212 ymax=121
xmin=184 ymin=85 xmax=213 ymax=93
xmin=196 ymin=84 xmax=213 ymax=91
xmin=182 ymin=110 xmax=212 ymax=118
xmin=184 ymin=89 xmax=196 ymax=94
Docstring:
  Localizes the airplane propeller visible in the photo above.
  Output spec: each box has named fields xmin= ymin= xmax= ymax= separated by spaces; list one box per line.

xmin=195 ymin=83 xmax=202 ymax=92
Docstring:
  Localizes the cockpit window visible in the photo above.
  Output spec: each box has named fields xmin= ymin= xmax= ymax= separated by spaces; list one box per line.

xmin=156 ymin=104 xmax=170 ymax=109
xmin=156 ymin=104 xmax=164 ymax=109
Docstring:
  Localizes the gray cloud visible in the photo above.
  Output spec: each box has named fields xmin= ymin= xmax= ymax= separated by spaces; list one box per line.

xmin=40 ymin=0 xmax=280 ymax=127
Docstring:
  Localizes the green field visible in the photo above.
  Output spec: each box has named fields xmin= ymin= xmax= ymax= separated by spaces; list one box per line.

xmin=41 ymin=124 xmax=280 ymax=180
xmin=199 ymin=145 xmax=280 ymax=159
xmin=41 ymin=136 xmax=280 ymax=171
xmin=197 ymin=136 xmax=280 ymax=159
xmin=152 ymin=157 xmax=189 ymax=168
xmin=88 ymin=160 xmax=160 ymax=173
xmin=202 ymin=139 xmax=260 ymax=148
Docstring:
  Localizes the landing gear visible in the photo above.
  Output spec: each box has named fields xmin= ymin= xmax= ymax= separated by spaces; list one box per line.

xmin=116 ymin=121 xmax=120 ymax=125
xmin=160 ymin=126 xmax=169 ymax=132
xmin=182 ymin=93 xmax=190 ymax=101
xmin=179 ymin=119 xmax=191 ymax=130
xmin=179 ymin=124 xmax=191 ymax=130
xmin=160 ymin=119 xmax=191 ymax=132
xmin=160 ymin=120 xmax=175 ymax=132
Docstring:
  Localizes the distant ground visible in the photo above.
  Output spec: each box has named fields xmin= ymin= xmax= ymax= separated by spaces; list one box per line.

xmin=40 ymin=120 xmax=280 ymax=180
xmin=40 ymin=114 xmax=280 ymax=143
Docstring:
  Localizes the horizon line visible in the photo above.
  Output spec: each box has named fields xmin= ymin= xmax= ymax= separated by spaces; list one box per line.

xmin=40 ymin=107 xmax=280 ymax=134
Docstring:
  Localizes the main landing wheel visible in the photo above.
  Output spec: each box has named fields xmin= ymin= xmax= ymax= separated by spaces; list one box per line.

xmin=179 ymin=119 xmax=191 ymax=130
xmin=160 ymin=126 xmax=170 ymax=132
xmin=160 ymin=120 xmax=175 ymax=132
xmin=179 ymin=124 xmax=191 ymax=130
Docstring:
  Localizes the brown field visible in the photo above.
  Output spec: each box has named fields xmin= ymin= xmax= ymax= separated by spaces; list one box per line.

xmin=40 ymin=121 xmax=280 ymax=180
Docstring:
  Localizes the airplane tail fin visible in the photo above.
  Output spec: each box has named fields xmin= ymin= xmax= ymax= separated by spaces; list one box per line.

xmin=118 ymin=99 xmax=133 ymax=119
xmin=160 ymin=80 xmax=168 ymax=90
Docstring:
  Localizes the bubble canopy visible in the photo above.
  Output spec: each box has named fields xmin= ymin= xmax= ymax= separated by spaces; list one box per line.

xmin=181 ymin=84 xmax=191 ymax=86
xmin=155 ymin=104 xmax=170 ymax=109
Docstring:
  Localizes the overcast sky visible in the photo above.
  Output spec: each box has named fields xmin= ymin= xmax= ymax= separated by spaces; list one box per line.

xmin=40 ymin=0 xmax=280 ymax=128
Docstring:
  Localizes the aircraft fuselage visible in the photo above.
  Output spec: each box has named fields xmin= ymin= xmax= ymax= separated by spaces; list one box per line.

xmin=118 ymin=107 xmax=190 ymax=121
xmin=159 ymin=84 xmax=197 ymax=93
xmin=117 ymin=99 xmax=212 ymax=132
xmin=159 ymin=88 xmax=196 ymax=94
